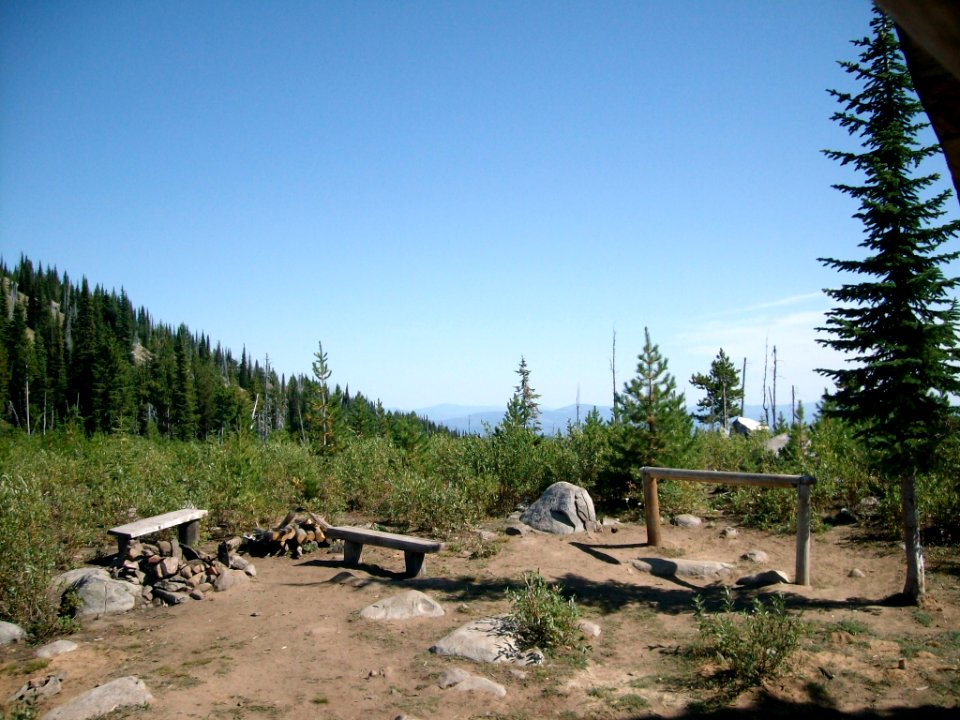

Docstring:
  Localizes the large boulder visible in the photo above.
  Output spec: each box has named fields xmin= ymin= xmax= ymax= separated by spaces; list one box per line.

xmin=430 ymin=617 xmax=544 ymax=665
xmin=41 ymin=676 xmax=153 ymax=720
xmin=520 ymin=482 xmax=597 ymax=535
xmin=49 ymin=568 xmax=139 ymax=619
xmin=0 ymin=620 xmax=27 ymax=645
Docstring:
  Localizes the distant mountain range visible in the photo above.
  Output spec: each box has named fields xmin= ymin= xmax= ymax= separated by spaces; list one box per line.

xmin=412 ymin=402 xmax=814 ymax=435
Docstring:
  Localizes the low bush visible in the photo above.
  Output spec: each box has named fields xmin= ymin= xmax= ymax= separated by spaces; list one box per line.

xmin=693 ymin=588 xmax=804 ymax=687
xmin=507 ymin=570 xmax=581 ymax=655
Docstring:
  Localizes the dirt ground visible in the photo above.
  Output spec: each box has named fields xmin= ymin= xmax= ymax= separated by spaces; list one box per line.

xmin=2 ymin=515 xmax=959 ymax=720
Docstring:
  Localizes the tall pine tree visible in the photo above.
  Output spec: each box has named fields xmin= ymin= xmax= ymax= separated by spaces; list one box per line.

xmin=818 ymin=7 xmax=960 ymax=602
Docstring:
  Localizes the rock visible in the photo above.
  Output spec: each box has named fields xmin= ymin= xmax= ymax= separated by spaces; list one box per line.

xmin=0 ymin=620 xmax=27 ymax=645
xmin=430 ymin=617 xmax=544 ymax=665
xmin=189 ymin=589 xmax=205 ymax=601
xmin=36 ymin=640 xmax=79 ymax=659
xmin=504 ymin=523 xmax=532 ymax=537
xmin=720 ymin=526 xmax=739 ymax=539
xmin=577 ymin=620 xmax=601 ymax=638
xmin=214 ymin=568 xmax=249 ymax=592
xmin=849 ymin=568 xmax=866 ymax=578
xmin=41 ymin=676 xmax=153 ymax=720
xmin=476 ymin=530 xmax=498 ymax=542
xmin=735 ymin=569 xmax=791 ymax=587
xmin=740 ymin=549 xmax=769 ymax=564
xmin=124 ymin=542 xmax=143 ymax=561
xmin=671 ymin=514 xmax=702 ymax=528
xmin=154 ymin=556 xmax=181 ymax=579
xmin=631 ymin=557 xmax=733 ymax=580
xmin=156 ymin=540 xmax=173 ymax=556
xmin=361 ymin=590 xmax=445 ymax=620
xmin=438 ymin=668 xmax=506 ymax=698
xmin=152 ymin=587 xmax=186 ymax=605
xmin=520 ymin=482 xmax=597 ymax=535
xmin=9 ymin=673 xmax=64 ymax=704
xmin=68 ymin=572 xmax=139 ymax=619
xmin=230 ymin=555 xmax=257 ymax=577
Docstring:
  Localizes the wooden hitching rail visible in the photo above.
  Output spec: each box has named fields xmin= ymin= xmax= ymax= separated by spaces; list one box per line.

xmin=641 ymin=467 xmax=817 ymax=585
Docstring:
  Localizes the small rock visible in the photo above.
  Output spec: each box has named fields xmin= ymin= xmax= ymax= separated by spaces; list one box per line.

xmin=504 ymin=524 xmax=531 ymax=537
xmin=189 ymin=589 xmax=205 ymax=601
xmin=157 ymin=540 xmax=173 ymax=556
xmin=438 ymin=668 xmax=506 ymax=698
xmin=214 ymin=568 xmax=249 ymax=592
xmin=849 ymin=568 xmax=866 ymax=578
xmin=152 ymin=587 xmax=186 ymax=605
xmin=35 ymin=640 xmax=78 ymax=659
xmin=0 ymin=620 xmax=27 ymax=645
xmin=720 ymin=526 xmax=739 ymax=539
xmin=476 ymin=530 xmax=498 ymax=542
xmin=735 ymin=569 xmax=791 ymax=587
xmin=154 ymin=556 xmax=180 ymax=579
xmin=671 ymin=514 xmax=703 ymax=528
xmin=740 ymin=549 xmax=769 ymax=564
xmin=8 ymin=673 xmax=63 ymax=704
xmin=577 ymin=620 xmax=601 ymax=638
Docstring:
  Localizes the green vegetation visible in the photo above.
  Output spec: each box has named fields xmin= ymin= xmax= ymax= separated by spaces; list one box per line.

xmin=506 ymin=571 xmax=581 ymax=655
xmin=693 ymin=589 xmax=804 ymax=687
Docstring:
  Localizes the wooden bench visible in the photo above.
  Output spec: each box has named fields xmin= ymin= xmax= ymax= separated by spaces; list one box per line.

xmin=108 ymin=508 xmax=208 ymax=557
xmin=323 ymin=526 xmax=444 ymax=577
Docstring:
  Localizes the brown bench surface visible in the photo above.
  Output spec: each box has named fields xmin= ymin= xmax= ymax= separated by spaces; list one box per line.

xmin=108 ymin=508 xmax=208 ymax=539
xmin=323 ymin=526 xmax=444 ymax=553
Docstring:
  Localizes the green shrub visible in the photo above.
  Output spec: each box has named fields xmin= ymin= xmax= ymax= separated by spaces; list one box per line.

xmin=507 ymin=570 xmax=581 ymax=654
xmin=693 ymin=588 xmax=803 ymax=686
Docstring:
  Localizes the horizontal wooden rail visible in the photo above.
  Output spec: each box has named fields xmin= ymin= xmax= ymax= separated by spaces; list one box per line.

xmin=640 ymin=466 xmax=817 ymax=586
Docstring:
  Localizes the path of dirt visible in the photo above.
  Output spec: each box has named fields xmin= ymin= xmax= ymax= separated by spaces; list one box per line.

xmin=2 ymin=517 xmax=958 ymax=719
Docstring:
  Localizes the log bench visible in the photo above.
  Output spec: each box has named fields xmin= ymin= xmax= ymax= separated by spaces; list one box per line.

xmin=323 ymin=526 xmax=444 ymax=577
xmin=108 ymin=508 xmax=208 ymax=557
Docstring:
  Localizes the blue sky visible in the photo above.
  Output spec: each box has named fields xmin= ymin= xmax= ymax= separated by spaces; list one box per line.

xmin=2 ymin=1 xmax=957 ymax=412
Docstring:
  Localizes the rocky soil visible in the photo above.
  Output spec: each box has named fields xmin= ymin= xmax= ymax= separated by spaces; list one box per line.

xmin=2 ymin=515 xmax=959 ymax=719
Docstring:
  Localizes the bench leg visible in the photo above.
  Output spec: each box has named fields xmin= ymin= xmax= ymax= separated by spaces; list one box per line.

xmin=179 ymin=519 xmax=200 ymax=548
xmin=342 ymin=540 xmax=363 ymax=567
xmin=404 ymin=551 xmax=426 ymax=577
xmin=116 ymin=537 xmax=131 ymax=560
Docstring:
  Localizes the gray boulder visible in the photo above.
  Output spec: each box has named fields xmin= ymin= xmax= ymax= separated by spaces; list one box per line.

xmin=438 ymin=667 xmax=507 ymax=698
xmin=51 ymin=569 xmax=138 ymax=620
xmin=41 ymin=676 xmax=153 ymax=720
xmin=520 ymin=482 xmax=597 ymax=535
xmin=671 ymin=514 xmax=702 ymax=528
xmin=736 ymin=569 xmax=791 ymax=587
xmin=36 ymin=640 xmax=78 ymax=659
xmin=632 ymin=557 xmax=733 ymax=580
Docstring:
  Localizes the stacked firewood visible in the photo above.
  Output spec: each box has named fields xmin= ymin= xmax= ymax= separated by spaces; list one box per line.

xmin=245 ymin=511 xmax=330 ymax=558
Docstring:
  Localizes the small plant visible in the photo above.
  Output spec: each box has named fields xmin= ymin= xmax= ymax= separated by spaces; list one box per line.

xmin=507 ymin=571 xmax=581 ymax=654
xmin=836 ymin=618 xmax=870 ymax=635
xmin=693 ymin=588 xmax=803 ymax=687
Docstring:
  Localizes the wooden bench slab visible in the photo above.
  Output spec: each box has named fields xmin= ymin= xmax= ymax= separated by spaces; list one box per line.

xmin=324 ymin=526 xmax=444 ymax=577
xmin=108 ymin=508 xmax=208 ymax=555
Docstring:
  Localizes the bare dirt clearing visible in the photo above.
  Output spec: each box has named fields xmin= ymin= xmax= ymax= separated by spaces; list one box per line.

xmin=3 ymin=518 xmax=959 ymax=719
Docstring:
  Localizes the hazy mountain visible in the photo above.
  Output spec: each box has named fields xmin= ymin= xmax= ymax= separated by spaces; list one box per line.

xmin=414 ymin=401 xmax=815 ymax=435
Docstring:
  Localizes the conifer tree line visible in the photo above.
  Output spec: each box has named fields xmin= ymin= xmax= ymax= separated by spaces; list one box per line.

xmin=0 ymin=256 xmax=447 ymax=442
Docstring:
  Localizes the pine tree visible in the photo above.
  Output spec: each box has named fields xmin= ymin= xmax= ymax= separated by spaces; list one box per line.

xmin=818 ymin=7 xmax=960 ymax=602
xmin=689 ymin=348 xmax=743 ymax=429
xmin=619 ymin=328 xmax=693 ymax=470
xmin=309 ymin=341 xmax=339 ymax=451
xmin=503 ymin=356 xmax=542 ymax=432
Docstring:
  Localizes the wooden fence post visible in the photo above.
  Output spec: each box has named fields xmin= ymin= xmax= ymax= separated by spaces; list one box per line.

xmin=795 ymin=479 xmax=813 ymax=586
xmin=642 ymin=471 xmax=661 ymax=547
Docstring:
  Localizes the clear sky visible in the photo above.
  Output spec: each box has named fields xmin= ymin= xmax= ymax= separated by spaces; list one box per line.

xmin=2 ymin=0 xmax=957 ymax=412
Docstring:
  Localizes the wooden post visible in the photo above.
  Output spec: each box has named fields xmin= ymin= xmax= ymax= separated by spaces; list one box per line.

xmin=795 ymin=479 xmax=812 ymax=585
xmin=642 ymin=472 xmax=661 ymax=546
xmin=179 ymin=519 xmax=200 ymax=548
xmin=342 ymin=540 xmax=363 ymax=567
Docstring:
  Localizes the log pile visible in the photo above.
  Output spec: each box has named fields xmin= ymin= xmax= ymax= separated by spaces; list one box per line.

xmin=245 ymin=511 xmax=330 ymax=558
xmin=111 ymin=535 xmax=256 ymax=606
